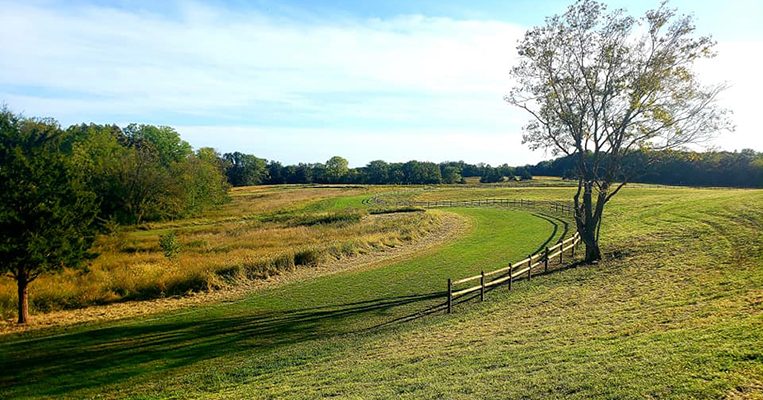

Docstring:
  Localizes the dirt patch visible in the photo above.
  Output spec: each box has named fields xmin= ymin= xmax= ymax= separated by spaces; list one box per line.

xmin=0 ymin=211 xmax=469 ymax=335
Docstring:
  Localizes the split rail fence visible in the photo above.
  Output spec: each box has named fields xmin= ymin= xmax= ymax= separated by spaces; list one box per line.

xmin=446 ymin=231 xmax=580 ymax=313
xmin=369 ymin=196 xmax=583 ymax=313
xmin=370 ymin=196 xmax=575 ymax=215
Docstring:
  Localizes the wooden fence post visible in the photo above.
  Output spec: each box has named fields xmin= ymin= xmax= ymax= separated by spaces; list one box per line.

xmin=571 ymin=238 xmax=576 ymax=258
xmin=508 ymin=263 xmax=513 ymax=290
xmin=544 ymin=247 xmax=549 ymax=273
xmin=480 ymin=271 xmax=485 ymax=302
xmin=559 ymin=241 xmax=564 ymax=264
xmin=447 ymin=278 xmax=452 ymax=314
xmin=527 ymin=255 xmax=532 ymax=280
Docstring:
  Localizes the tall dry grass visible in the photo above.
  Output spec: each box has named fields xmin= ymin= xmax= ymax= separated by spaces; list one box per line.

xmin=0 ymin=186 xmax=438 ymax=317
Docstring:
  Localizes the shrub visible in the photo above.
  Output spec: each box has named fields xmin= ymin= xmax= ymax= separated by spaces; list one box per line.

xmin=294 ymin=248 xmax=325 ymax=266
xmin=159 ymin=231 xmax=181 ymax=259
xmin=369 ymin=206 xmax=424 ymax=215
xmin=294 ymin=211 xmax=364 ymax=227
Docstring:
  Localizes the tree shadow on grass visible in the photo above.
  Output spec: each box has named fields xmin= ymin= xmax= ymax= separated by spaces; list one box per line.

xmin=531 ymin=212 xmax=570 ymax=254
xmin=0 ymin=291 xmax=444 ymax=397
xmin=0 ymin=208 xmax=571 ymax=397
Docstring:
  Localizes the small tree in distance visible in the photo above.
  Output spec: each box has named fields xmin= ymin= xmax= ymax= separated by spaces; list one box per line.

xmin=506 ymin=0 xmax=732 ymax=262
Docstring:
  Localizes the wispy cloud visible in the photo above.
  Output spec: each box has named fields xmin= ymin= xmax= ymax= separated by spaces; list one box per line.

xmin=0 ymin=1 xmax=759 ymax=165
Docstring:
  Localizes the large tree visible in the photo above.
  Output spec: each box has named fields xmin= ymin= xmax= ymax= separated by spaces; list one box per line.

xmin=0 ymin=109 xmax=99 ymax=323
xmin=223 ymin=152 xmax=268 ymax=186
xmin=325 ymin=156 xmax=349 ymax=183
xmin=506 ymin=0 xmax=731 ymax=262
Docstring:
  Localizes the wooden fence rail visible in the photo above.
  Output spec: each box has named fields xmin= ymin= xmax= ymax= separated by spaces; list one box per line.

xmin=369 ymin=195 xmax=582 ymax=313
xmin=446 ymin=231 xmax=580 ymax=313
xmin=370 ymin=196 xmax=575 ymax=216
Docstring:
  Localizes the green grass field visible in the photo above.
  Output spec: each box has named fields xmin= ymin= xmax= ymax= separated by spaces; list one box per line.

xmin=1 ymin=184 xmax=761 ymax=399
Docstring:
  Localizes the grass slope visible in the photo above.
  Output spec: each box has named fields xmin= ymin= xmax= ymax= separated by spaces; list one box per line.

xmin=0 ymin=207 xmax=562 ymax=398
xmin=215 ymin=186 xmax=761 ymax=399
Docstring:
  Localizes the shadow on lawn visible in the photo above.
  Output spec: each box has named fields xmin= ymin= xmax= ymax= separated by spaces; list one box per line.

xmin=0 ymin=209 xmax=572 ymax=397
xmin=0 ymin=292 xmax=443 ymax=397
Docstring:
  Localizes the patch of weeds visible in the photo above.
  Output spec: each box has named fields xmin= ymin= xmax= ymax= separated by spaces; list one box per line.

xmin=159 ymin=231 xmax=181 ymax=259
xmin=294 ymin=248 xmax=326 ymax=266
xmin=369 ymin=206 xmax=425 ymax=215
xmin=293 ymin=211 xmax=365 ymax=227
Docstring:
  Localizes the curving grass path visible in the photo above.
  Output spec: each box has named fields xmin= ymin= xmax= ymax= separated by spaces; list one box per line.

xmin=0 ymin=206 xmax=563 ymax=398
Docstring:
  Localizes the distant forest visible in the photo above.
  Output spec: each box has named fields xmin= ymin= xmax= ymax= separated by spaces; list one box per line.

xmin=528 ymin=149 xmax=763 ymax=188
xmin=224 ymin=149 xmax=763 ymax=189
xmin=224 ymin=154 xmax=533 ymax=187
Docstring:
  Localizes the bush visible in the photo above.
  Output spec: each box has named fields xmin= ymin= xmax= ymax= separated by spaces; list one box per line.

xmin=294 ymin=211 xmax=364 ymax=226
xmin=369 ymin=206 xmax=424 ymax=215
xmin=294 ymin=248 xmax=325 ymax=266
xmin=159 ymin=231 xmax=181 ymax=259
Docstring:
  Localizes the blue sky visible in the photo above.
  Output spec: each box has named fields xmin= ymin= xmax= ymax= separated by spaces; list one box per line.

xmin=1 ymin=0 xmax=761 ymax=166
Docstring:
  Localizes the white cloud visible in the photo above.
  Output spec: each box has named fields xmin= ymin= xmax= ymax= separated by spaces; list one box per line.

xmin=695 ymin=41 xmax=763 ymax=152
xmin=0 ymin=2 xmax=524 ymax=116
xmin=0 ymin=0 xmax=759 ymax=167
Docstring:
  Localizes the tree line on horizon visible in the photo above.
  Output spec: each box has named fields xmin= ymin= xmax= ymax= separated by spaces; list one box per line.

xmin=222 ymin=153 xmax=534 ymax=187
xmin=221 ymin=149 xmax=763 ymax=189
xmin=529 ymin=149 xmax=763 ymax=188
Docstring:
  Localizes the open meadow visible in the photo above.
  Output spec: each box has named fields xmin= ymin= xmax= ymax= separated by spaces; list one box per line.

xmin=0 ymin=181 xmax=761 ymax=399
xmin=0 ymin=185 xmax=439 ymax=319
xmin=3 ymin=0 xmax=762 ymax=398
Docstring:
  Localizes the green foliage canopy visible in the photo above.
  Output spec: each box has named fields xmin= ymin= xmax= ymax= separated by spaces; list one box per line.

xmin=0 ymin=109 xmax=100 ymax=323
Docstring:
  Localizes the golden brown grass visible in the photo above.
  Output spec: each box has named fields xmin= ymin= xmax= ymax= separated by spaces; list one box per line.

xmin=0 ymin=185 xmax=437 ymax=318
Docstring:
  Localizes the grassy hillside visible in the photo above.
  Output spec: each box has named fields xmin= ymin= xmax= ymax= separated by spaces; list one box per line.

xmin=0 ymin=204 xmax=562 ymax=398
xmin=1 ymin=185 xmax=761 ymax=399
xmin=226 ymin=186 xmax=761 ymax=399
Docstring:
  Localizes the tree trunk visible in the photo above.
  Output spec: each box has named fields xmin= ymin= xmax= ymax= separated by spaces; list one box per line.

xmin=574 ymin=180 xmax=604 ymax=264
xmin=576 ymin=214 xmax=602 ymax=263
xmin=17 ymin=269 xmax=29 ymax=324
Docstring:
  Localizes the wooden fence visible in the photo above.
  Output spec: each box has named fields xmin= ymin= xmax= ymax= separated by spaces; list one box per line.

xmin=446 ymin=232 xmax=580 ymax=313
xmin=369 ymin=197 xmax=575 ymax=215
xmin=369 ymin=195 xmax=582 ymax=313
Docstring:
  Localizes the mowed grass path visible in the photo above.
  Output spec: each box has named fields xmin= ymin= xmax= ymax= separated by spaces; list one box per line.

xmin=219 ymin=186 xmax=761 ymax=399
xmin=0 ymin=207 xmax=563 ymax=398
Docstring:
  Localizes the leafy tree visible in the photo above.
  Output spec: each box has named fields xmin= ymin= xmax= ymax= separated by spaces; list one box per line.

xmin=310 ymin=162 xmax=328 ymax=183
xmin=530 ymin=149 xmax=763 ymax=188
xmin=402 ymin=161 xmax=442 ymax=184
xmin=175 ymin=148 xmax=230 ymax=215
xmin=121 ymin=124 xmax=192 ymax=166
xmin=388 ymin=163 xmax=405 ymax=184
xmin=461 ymin=162 xmax=482 ymax=177
xmin=0 ymin=109 xmax=99 ymax=323
xmin=293 ymin=163 xmax=313 ymax=184
xmin=325 ymin=156 xmax=349 ymax=183
xmin=223 ymin=152 xmax=268 ymax=186
xmin=114 ymin=144 xmax=172 ymax=223
xmin=266 ymin=161 xmax=287 ymax=184
xmin=365 ymin=160 xmax=390 ymax=184
xmin=506 ymin=0 xmax=731 ymax=261
xmin=65 ymin=123 xmax=130 ymax=222
xmin=479 ymin=166 xmax=504 ymax=183
xmin=159 ymin=231 xmax=181 ymax=259
xmin=515 ymin=166 xmax=533 ymax=180
xmin=441 ymin=165 xmax=463 ymax=184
